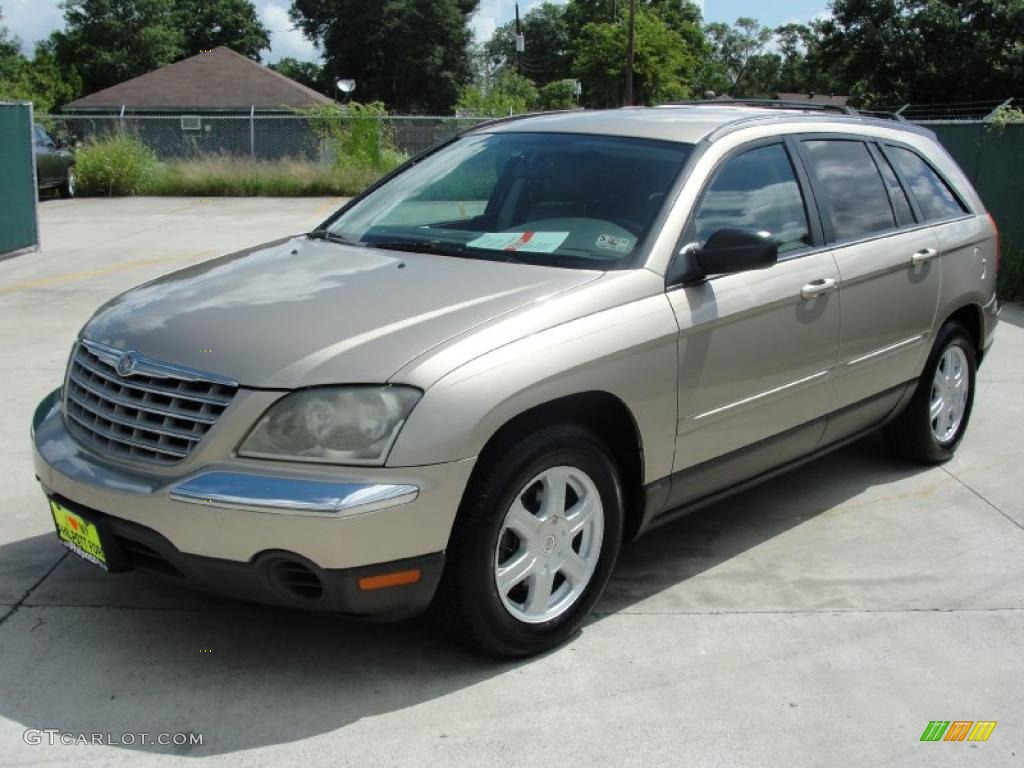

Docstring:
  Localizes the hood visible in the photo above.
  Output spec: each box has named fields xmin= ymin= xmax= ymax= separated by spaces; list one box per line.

xmin=82 ymin=236 xmax=601 ymax=388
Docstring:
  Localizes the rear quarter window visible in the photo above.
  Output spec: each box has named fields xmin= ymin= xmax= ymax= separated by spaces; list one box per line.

xmin=886 ymin=146 xmax=967 ymax=221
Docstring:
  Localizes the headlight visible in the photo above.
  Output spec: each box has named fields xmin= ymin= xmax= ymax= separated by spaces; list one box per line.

xmin=238 ymin=386 xmax=421 ymax=465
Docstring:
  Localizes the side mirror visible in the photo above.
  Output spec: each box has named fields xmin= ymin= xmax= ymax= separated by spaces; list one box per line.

xmin=694 ymin=228 xmax=778 ymax=276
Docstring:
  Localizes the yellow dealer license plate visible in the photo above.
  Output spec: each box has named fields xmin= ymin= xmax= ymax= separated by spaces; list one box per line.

xmin=50 ymin=500 xmax=108 ymax=570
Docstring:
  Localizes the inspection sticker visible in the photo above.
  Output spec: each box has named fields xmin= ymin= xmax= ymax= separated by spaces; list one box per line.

xmin=596 ymin=233 xmax=634 ymax=253
xmin=466 ymin=231 xmax=569 ymax=253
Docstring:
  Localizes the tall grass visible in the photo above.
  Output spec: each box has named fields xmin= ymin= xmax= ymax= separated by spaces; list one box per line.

xmin=146 ymin=157 xmax=382 ymax=197
xmin=74 ymin=132 xmax=159 ymax=195
xmin=72 ymin=133 xmax=402 ymax=198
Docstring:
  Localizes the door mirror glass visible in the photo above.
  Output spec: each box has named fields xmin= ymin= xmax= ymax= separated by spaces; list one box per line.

xmin=693 ymin=228 xmax=778 ymax=276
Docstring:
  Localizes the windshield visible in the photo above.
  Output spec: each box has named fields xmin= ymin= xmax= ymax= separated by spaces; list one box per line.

xmin=323 ymin=132 xmax=693 ymax=269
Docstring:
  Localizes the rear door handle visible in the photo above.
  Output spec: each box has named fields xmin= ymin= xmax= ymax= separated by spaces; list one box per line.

xmin=800 ymin=278 xmax=837 ymax=300
xmin=911 ymin=247 xmax=940 ymax=266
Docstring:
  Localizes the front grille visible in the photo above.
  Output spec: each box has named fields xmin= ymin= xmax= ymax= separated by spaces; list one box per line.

xmin=64 ymin=342 xmax=237 ymax=464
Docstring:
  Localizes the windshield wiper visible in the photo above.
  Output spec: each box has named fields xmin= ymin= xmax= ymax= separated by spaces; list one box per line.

xmin=369 ymin=240 xmax=525 ymax=263
xmin=308 ymin=229 xmax=363 ymax=246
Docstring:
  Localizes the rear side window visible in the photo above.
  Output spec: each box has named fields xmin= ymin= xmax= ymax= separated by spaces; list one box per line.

xmin=886 ymin=146 xmax=967 ymax=221
xmin=802 ymin=139 xmax=895 ymax=241
xmin=693 ymin=143 xmax=810 ymax=254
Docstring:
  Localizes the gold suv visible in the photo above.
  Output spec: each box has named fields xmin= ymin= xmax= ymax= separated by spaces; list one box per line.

xmin=33 ymin=103 xmax=999 ymax=656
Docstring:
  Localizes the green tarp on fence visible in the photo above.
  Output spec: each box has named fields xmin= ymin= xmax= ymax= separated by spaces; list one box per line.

xmin=0 ymin=102 xmax=38 ymax=256
xmin=929 ymin=123 xmax=1024 ymax=251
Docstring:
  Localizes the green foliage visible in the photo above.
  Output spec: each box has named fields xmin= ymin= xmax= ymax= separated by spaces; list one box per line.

xmin=296 ymin=102 xmax=407 ymax=173
xmin=0 ymin=42 xmax=82 ymax=113
xmin=536 ymin=80 xmax=577 ymax=110
xmin=146 ymin=157 xmax=379 ymax=196
xmin=818 ymin=0 xmax=1024 ymax=107
xmin=175 ymin=0 xmax=270 ymax=59
xmin=52 ymin=0 xmax=184 ymax=96
xmin=457 ymin=70 xmax=539 ymax=116
xmin=269 ymin=57 xmax=327 ymax=94
xmin=573 ymin=4 xmax=701 ymax=107
xmin=70 ymin=130 xmax=395 ymax=197
xmin=289 ymin=0 xmax=479 ymax=112
xmin=51 ymin=0 xmax=271 ymax=97
xmin=74 ymin=132 xmax=159 ymax=195
xmin=701 ymin=18 xmax=779 ymax=98
xmin=988 ymin=104 xmax=1024 ymax=132
xmin=483 ymin=3 xmax=572 ymax=85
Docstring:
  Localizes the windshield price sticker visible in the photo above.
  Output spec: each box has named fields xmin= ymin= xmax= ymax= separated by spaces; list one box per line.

xmin=467 ymin=231 xmax=569 ymax=253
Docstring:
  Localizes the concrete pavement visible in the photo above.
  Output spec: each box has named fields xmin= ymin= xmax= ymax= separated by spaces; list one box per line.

xmin=0 ymin=197 xmax=1021 ymax=766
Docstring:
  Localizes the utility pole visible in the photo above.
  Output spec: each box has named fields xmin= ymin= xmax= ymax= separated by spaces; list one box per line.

xmin=624 ymin=0 xmax=636 ymax=106
xmin=514 ymin=3 xmax=524 ymax=75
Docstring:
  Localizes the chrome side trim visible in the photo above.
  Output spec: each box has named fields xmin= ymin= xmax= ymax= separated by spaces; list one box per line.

xmin=844 ymin=333 xmax=925 ymax=368
xmin=81 ymin=338 xmax=238 ymax=386
xmin=168 ymin=472 xmax=419 ymax=516
xmin=692 ymin=369 xmax=830 ymax=420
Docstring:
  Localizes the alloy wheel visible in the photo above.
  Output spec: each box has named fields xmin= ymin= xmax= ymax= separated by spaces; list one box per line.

xmin=493 ymin=465 xmax=604 ymax=624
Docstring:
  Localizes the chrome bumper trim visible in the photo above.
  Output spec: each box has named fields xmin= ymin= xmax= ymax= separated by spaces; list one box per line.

xmin=169 ymin=472 xmax=419 ymax=516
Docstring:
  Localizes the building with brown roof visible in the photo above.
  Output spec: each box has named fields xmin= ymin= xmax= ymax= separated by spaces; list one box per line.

xmin=63 ymin=46 xmax=334 ymax=113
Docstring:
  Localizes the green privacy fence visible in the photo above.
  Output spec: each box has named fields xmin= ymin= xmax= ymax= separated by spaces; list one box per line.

xmin=0 ymin=102 xmax=39 ymax=256
xmin=928 ymin=123 xmax=1024 ymax=251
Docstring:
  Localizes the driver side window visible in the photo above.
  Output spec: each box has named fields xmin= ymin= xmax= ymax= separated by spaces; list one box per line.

xmin=694 ymin=143 xmax=811 ymax=255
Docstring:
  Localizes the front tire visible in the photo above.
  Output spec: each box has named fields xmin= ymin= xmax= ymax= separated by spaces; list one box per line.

xmin=884 ymin=321 xmax=976 ymax=463
xmin=60 ymin=167 xmax=76 ymax=198
xmin=436 ymin=424 xmax=624 ymax=657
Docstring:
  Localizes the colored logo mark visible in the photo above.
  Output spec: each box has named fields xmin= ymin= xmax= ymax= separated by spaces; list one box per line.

xmin=920 ymin=721 xmax=997 ymax=742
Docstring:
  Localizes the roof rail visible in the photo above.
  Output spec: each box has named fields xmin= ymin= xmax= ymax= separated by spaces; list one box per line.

xmin=853 ymin=108 xmax=906 ymax=122
xmin=664 ymin=99 xmax=908 ymax=122
xmin=665 ymin=99 xmax=857 ymax=115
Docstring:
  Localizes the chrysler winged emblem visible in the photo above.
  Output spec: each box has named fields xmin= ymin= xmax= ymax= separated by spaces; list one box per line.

xmin=116 ymin=352 xmax=138 ymax=376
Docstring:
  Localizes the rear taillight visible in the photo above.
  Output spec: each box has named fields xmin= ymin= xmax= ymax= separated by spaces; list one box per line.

xmin=989 ymin=213 xmax=1001 ymax=276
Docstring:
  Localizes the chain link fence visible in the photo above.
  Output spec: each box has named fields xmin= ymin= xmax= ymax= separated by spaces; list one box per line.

xmin=37 ymin=113 xmax=491 ymax=162
xmin=874 ymin=97 xmax=1023 ymax=123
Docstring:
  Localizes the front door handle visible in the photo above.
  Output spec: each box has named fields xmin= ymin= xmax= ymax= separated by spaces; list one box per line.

xmin=911 ymin=247 xmax=940 ymax=266
xmin=800 ymin=278 xmax=837 ymax=300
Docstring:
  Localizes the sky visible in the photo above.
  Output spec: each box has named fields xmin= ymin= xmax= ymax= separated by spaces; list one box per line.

xmin=2 ymin=0 xmax=828 ymax=64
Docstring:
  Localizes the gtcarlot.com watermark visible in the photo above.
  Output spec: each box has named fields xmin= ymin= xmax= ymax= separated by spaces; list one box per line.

xmin=23 ymin=729 xmax=203 ymax=747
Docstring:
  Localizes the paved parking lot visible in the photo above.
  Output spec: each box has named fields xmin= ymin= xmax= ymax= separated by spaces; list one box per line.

xmin=1 ymin=197 xmax=1021 ymax=767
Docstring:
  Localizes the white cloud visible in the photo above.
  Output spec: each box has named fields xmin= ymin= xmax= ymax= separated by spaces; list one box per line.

xmin=258 ymin=1 xmax=319 ymax=63
xmin=2 ymin=0 xmax=65 ymax=54
xmin=471 ymin=0 xmax=563 ymax=43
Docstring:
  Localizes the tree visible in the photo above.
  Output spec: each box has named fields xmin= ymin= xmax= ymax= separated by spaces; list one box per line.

xmin=573 ymin=4 xmax=701 ymax=107
xmin=702 ymin=17 xmax=778 ymax=97
xmin=289 ymin=0 xmax=479 ymax=112
xmin=0 ymin=14 xmax=81 ymax=112
xmin=52 ymin=0 xmax=183 ymax=96
xmin=174 ymin=0 xmax=270 ymax=60
xmin=457 ymin=69 xmax=538 ymax=116
xmin=269 ymin=57 xmax=327 ymax=93
xmin=483 ymin=2 xmax=571 ymax=85
xmin=818 ymin=0 xmax=1024 ymax=106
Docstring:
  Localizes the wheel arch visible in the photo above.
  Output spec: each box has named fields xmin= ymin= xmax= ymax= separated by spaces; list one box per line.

xmin=943 ymin=302 xmax=983 ymax=360
xmin=462 ymin=390 xmax=647 ymax=543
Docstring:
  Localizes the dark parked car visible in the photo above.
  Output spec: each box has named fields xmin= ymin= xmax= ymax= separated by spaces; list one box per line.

xmin=33 ymin=123 xmax=75 ymax=197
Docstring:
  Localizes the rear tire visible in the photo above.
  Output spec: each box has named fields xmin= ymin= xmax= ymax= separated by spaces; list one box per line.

xmin=435 ymin=423 xmax=624 ymax=657
xmin=883 ymin=321 xmax=976 ymax=464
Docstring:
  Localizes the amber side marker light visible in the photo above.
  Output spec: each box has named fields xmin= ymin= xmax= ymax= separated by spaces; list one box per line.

xmin=358 ymin=569 xmax=422 ymax=591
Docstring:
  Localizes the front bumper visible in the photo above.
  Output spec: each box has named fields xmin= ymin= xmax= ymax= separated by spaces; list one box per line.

xmin=32 ymin=389 xmax=475 ymax=616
